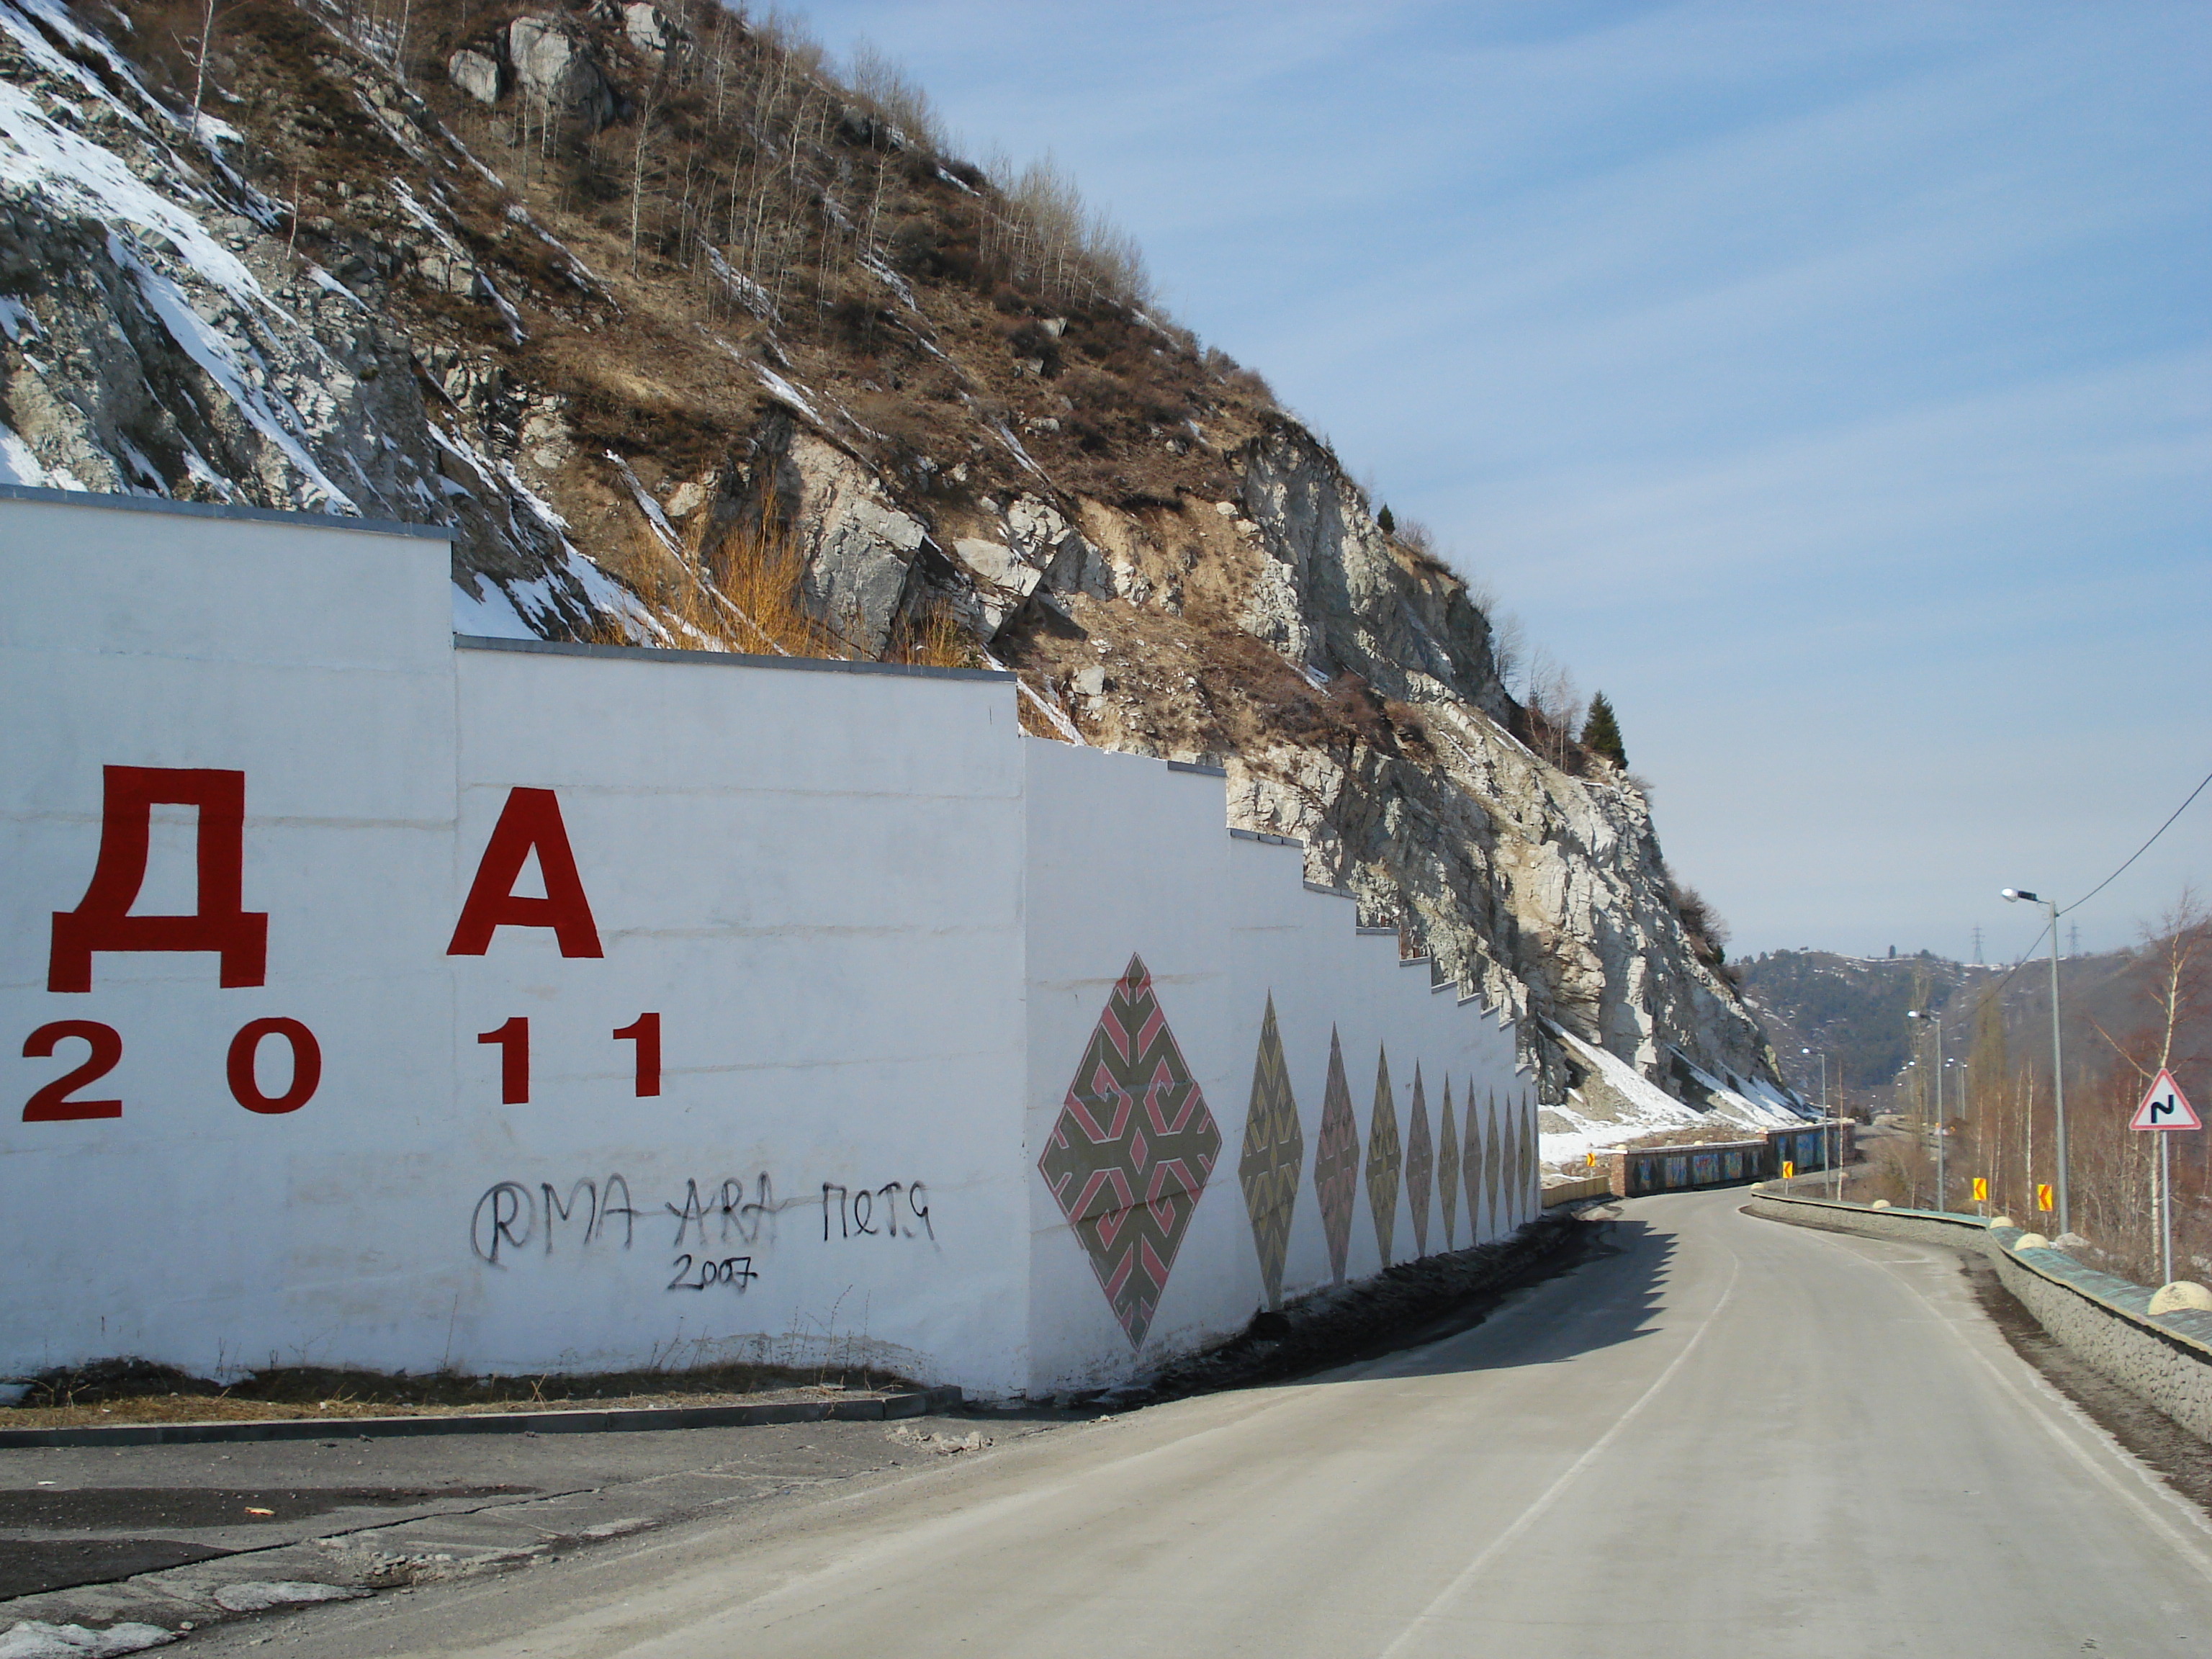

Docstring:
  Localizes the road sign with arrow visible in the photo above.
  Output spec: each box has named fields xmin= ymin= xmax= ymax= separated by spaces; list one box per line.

xmin=2129 ymin=1069 xmax=2200 ymax=1132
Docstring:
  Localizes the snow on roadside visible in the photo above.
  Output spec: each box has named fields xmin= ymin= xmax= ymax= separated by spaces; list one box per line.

xmin=1539 ymin=1026 xmax=1805 ymax=1172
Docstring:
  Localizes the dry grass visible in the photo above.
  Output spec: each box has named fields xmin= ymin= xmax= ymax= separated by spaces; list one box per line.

xmin=595 ymin=498 xmax=851 ymax=659
xmin=884 ymin=600 xmax=977 ymax=670
xmin=7 ymin=1357 xmax=918 ymax=1428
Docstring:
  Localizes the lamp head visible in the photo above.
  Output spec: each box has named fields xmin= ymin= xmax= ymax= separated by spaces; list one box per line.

xmin=2001 ymin=888 xmax=2038 ymax=904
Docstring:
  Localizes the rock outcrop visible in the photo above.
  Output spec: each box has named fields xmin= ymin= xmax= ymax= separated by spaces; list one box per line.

xmin=0 ymin=0 xmax=1794 ymax=1133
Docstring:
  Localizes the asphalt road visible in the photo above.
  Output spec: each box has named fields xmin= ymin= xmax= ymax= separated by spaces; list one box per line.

xmin=193 ymin=1188 xmax=2212 ymax=1658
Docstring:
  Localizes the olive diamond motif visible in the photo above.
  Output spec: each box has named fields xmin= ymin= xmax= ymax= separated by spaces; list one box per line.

xmin=1404 ymin=1066 xmax=1434 ymax=1256
xmin=1364 ymin=1045 xmax=1402 ymax=1265
xmin=1312 ymin=1028 xmax=1360 ymax=1285
xmin=1237 ymin=994 xmax=1304 ymax=1310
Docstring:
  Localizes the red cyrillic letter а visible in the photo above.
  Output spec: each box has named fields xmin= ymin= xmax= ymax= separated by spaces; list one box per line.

xmin=446 ymin=788 xmax=604 ymax=958
xmin=48 ymin=766 xmax=269 ymax=992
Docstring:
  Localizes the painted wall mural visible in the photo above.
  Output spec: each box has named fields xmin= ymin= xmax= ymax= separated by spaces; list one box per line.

xmin=1517 ymin=1092 xmax=1535 ymax=1222
xmin=1312 ymin=1029 xmax=1361 ymax=1285
xmin=1485 ymin=1093 xmax=1503 ymax=1232
xmin=1404 ymin=1066 xmax=1434 ymax=1257
xmin=1437 ymin=1081 xmax=1460 ymax=1249
xmin=1465 ymin=1089 xmax=1486 ymax=1244
xmin=1364 ymin=1046 xmax=1402 ymax=1266
xmin=1038 ymin=955 xmax=1222 ymax=1349
xmin=1237 ymin=994 xmax=1304 ymax=1311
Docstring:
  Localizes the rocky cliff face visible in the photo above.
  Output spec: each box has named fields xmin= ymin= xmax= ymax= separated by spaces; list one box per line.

xmin=0 ymin=0 xmax=1797 ymax=1146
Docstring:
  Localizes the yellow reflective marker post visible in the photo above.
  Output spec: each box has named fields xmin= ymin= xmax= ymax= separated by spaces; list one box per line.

xmin=1586 ymin=1151 xmax=1596 ymax=1169
xmin=1972 ymin=1177 xmax=1988 ymax=1202
xmin=1781 ymin=1161 xmax=1794 ymax=1179
xmin=2037 ymin=1183 xmax=2054 ymax=1213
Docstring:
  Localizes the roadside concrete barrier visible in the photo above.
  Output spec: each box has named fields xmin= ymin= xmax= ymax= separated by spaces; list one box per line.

xmin=2150 ymin=1282 xmax=2212 ymax=1316
xmin=1542 ymin=1174 xmax=1614 ymax=1208
xmin=1745 ymin=1192 xmax=2212 ymax=1443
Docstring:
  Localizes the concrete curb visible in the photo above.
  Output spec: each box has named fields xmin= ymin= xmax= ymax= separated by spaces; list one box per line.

xmin=0 ymin=1385 xmax=965 ymax=1449
xmin=1745 ymin=1191 xmax=2212 ymax=1442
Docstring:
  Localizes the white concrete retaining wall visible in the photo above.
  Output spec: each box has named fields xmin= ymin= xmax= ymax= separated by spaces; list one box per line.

xmin=2 ymin=491 xmax=1536 ymax=1399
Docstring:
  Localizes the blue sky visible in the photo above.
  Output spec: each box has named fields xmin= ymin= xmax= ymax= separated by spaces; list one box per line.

xmin=793 ymin=0 xmax=2211 ymax=963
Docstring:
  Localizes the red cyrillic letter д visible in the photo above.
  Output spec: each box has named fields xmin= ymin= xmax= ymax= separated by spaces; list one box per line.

xmin=49 ymin=766 xmax=269 ymax=992
xmin=446 ymin=787 xmax=604 ymax=958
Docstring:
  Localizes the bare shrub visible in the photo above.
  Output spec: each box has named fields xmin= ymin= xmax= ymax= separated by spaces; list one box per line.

xmin=978 ymin=150 xmax=1153 ymax=313
xmin=845 ymin=38 xmax=945 ymax=153
xmin=1668 ymin=880 xmax=1732 ymax=968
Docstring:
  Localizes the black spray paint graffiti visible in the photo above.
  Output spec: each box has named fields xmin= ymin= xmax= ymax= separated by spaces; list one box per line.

xmin=822 ymin=1181 xmax=934 ymax=1241
xmin=665 ymin=1174 xmax=785 ymax=1249
xmin=471 ymin=1175 xmax=642 ymax=1265
xmin=472 ymin=1173 xmax=939 ymax=1292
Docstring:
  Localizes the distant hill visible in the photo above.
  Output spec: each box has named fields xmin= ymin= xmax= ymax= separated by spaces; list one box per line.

xmin=1740 ymin=932 xmax=2208 ymax=1123
xmin=1737 ymin=950 xmax=1995 ymax=1112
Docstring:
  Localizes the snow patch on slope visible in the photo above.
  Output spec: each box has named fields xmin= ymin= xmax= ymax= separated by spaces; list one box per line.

xmin=1538 ymin=1026 xmax=1803 ymax=1171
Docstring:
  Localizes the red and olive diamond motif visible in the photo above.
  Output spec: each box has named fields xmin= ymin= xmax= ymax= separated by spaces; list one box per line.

xmin=1038 ymin=954 xmax=1221 ymax=1349
xmin=1313 ymin=1029 xmax=1361 ymax=1284
xmin=1404 ymin=1065 xmax=1433 ymax=1257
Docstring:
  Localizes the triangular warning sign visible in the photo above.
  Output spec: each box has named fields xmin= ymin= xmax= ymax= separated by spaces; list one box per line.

xmin=2130 ymin=1069 xmax=2201 ymax=1131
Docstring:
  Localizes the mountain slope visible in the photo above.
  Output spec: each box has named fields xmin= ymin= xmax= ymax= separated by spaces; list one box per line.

xmin=0 ymin=0 xmax=1793 ymax=1120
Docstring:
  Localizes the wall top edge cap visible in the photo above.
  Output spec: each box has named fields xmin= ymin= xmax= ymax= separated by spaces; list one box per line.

xmin=1228 ymin=828 xmax=1303 ymax=848
xmin=1304 ymin=881 xmax=1356 ymax=899
xmin=0 ymin=483 xmax=457 ymax=539
xmin=455 ymin=634 xmax=1012 ymax=684
xmin=1165 ymin=759 xmax=1230 ymax=777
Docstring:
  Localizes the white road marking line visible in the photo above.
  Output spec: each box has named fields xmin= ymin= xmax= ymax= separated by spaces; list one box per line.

xmin=1374 ymin=1241 xmax=1744 ymax=1657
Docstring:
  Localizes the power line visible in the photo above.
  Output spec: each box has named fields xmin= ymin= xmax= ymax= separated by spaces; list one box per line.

xmin=2062 ymin=761 xmax=2212 ymax=917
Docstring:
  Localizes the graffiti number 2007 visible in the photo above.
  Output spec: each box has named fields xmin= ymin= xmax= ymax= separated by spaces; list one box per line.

xmin=667 ymin=1253 xmax=759 ymax=1292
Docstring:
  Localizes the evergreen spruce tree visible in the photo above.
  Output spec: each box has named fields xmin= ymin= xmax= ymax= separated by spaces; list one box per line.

xmin=1377 ymin=503 xmax=1395 ymax=536
xmin=1581 ymin=691 xmax=1627 ymax=768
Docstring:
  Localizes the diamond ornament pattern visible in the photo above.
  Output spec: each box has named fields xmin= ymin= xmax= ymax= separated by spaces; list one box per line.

xmin=1437 ymin=1080 xmax=1460 ymax=1249
xmin=1312 ymin=1029 xmax=1360 ymax=1284
xmin=1404 ymin=1065 xmax=1434 ymax=1257
xmin=1237 ymin=995 xmax=1304 ymax=1310
xmin=1364 ymin=1046 xmax=1402 ymax=1265
xmin=1516 ymin=1091 xmax=1534 ymax=1226
xmin=1463 ymin=1089 xmax=1484 ymax=1244
xmin=1483 ymin=1091 xmax=1501 ymax=1240
xmin=1038 ymin=954 xmax=1222 ymax=1349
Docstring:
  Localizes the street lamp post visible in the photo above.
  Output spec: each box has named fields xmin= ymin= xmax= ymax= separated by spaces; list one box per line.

xmin=2003 ymin=888 xmax=2069 ymax=1236
xmin=1910 ymin=1010 xmax=1943 ymax=1211
xmin=1803 ymin=1046 xmax=1835 ymax=1197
